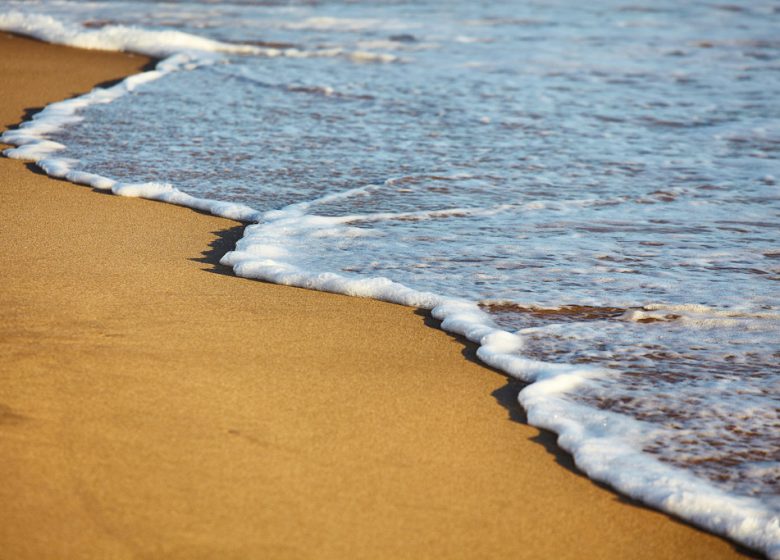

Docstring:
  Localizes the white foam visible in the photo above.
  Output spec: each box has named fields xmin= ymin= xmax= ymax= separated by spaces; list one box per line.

xmin=0 ymin=11 xmax=258 ymax=57
xmin=271 ymin=46 xmax=398 ymax=64
xmin=622 ymin=304 xmax=780 ymax=330
xmin=284 ymin=17 xmax=388 ymax=32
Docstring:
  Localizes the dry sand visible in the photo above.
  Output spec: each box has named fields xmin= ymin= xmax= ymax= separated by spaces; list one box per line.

xmin=0 ymin=33 xmax=755 ymax=559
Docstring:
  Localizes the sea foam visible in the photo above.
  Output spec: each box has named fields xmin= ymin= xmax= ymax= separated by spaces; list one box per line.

xmin=0 ymin=11 xmax=258 ymax=57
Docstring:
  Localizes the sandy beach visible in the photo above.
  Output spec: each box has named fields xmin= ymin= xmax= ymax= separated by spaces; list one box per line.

xmin=0 ymin=32 xmax=755 ymax=559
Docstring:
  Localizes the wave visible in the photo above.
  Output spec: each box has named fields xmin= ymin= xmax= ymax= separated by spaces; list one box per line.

xmin=0 ymin=11 xmax=399 ymax=63
xmin=0 ymin=11 xmax=258 ymax=57
xmin=1 ymin=10 xmax=778 ymax=559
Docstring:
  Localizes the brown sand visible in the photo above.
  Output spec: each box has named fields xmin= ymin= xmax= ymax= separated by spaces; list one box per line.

xmin=0 ymin=33 xmax=753 ymax=559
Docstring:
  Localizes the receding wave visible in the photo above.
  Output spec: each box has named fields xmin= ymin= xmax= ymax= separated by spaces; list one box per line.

xmin=1 ymin=4 xmax=778 ymax=557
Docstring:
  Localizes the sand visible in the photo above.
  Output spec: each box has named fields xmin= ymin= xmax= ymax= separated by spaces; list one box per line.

xmin=0 ymin=32 xmax=754 ymax=559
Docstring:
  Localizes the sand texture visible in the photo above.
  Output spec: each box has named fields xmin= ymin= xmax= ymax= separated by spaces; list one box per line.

xmin=0 ymin=33 xmax=755 ymax=559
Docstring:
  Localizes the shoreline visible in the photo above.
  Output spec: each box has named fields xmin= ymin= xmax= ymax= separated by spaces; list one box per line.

xmin=0 ymin=32 xmax=755 ymax=559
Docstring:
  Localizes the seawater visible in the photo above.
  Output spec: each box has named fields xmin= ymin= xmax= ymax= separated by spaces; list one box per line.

xmin=1 ymin=0 xmax=778 ymax=556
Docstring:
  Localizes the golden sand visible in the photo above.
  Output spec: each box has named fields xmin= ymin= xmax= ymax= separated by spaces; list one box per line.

xmin=0 ymin=33 xmax=752 ymax=559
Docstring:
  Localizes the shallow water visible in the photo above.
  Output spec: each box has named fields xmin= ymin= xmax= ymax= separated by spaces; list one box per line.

xmin=2 ymin=0 xmax=779 ymax=555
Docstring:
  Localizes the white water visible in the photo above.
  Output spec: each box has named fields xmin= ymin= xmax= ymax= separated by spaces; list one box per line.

xmin=1 ymin=2 xmax=778 ymax=556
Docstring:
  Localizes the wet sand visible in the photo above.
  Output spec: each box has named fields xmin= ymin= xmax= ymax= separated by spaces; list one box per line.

xmin=0 ymin=32 xmax=754 ymax=559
